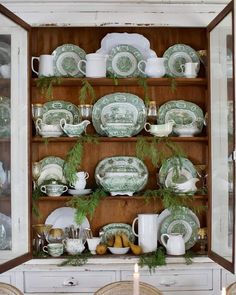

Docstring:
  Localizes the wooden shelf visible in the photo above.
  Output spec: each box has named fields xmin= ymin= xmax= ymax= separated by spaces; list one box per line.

xmin=31 ymin=77 xmax=207 ymax=87
xmin=0 ymin=138 xmax=10 ymax=142
xmin=0 ymin=78 xmax=10 ymax=88
xmin=32 ymin=136 xmax=208 ymax=143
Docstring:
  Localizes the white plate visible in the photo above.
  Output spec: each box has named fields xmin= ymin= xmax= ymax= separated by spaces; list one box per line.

xmin=68 ymin=188 xmax=92 ymax=196
xmin=96 ymin=32 xmax=157 ymax=60
xmin=0 ymin=212 xmax=11 ymax=250
xmin=45 ymin=207 xmax=90 ymax=229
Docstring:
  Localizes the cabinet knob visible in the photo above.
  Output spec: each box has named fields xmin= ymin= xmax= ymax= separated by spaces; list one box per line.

xmin=63 ymin=277 xmax=78 ymax=287
xmin=159 ymin=281 xmax=176 ymax=287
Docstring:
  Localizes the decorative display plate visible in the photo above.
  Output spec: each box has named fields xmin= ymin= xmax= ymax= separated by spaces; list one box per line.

xmin=163 ymin=44 xmax=200 ymax=77
xmin=95 ymin=156 xmax=148 ymax=195
xmin=99 ymin=223 xmax=135 ymax=244
xmin=92 ymin=92 xmax=146 ymax=136
xmin=37 ymin=156 xmax=66 ymax=185
xmin=52 ymin=44 xmax=86 ymax=77
xmin=159 ymin=156 xmax=197 ymax=186
xmin=0 ymin=212 xmax=11 ymax=250
xmin=107 ymin=44 xmax=144 ymax=78
xmin=158 ymin=207 xmax=200 ymax=250
xmin=45 ymin=207 xmax=90 ymax=229
xmin=157 ymin=100 xmax=204 ymax=135
xmin=96 ymin=32 xmax=157 ymax=60
xmin=0 ymin=42 xmax=11 ymax=66
xmin=68 ymin=188 xmax=92 ymax=196
xmin=41 ymin=100 xmax=81 ymax=125
xmin=0 ymin=96 xmax=10 ymax=138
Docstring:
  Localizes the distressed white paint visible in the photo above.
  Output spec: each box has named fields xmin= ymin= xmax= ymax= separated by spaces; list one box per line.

xmin=0 ymin=0 xmax=231 ymax=27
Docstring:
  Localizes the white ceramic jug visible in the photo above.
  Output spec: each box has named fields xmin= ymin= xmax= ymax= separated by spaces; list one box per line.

xmin=180 ymin=62 xmax=198 ymax=78
xmin=70 ymin=171 xmax=89 ymax=190
xmin=132 ymin=213 xmax=159 ymax=253
xmin=161 ymin=233 xmax=185 ymax=255
xmin=78 ymin=53 xmax=108 ymax=78
xmin=31 ymin=54 xmax=54 ymax=77
xmin=138 ymin=57 xmax=166 ymax=78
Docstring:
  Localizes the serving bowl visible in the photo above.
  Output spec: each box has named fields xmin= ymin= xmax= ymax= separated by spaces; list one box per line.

xmin=108 ymin=247 xmax=130 ymax=254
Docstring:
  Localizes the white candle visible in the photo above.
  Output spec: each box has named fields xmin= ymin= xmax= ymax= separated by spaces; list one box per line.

xmin=133 ymin=263 xmax=140 ymax=295
xmin=222 ymin=287 xmax=226 ymax=295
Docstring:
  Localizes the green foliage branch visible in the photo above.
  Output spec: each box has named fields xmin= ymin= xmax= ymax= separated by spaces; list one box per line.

xmin=36 ymin=76 xmax=62 ymax=100
xmin=79 ymin=79 xmax=96 ymax=104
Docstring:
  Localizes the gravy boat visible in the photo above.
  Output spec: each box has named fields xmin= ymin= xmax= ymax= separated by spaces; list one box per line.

xmin=60 ymin=118 xmax=90 ymax=137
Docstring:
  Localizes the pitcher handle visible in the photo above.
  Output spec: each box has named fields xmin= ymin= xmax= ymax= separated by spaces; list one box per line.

xmin=31 ymin=56 xmax=39 ymax=76
xmin=85 ymin=172 xmax=89 ymax=179
xmin=180 ymin=64 xmax=185 ymax=73
xmin=132 ymin=217 xmax=139 ymax=237
xmin=137 ymin=60 xmax=146 ymax=75
xmin=160 ymin=233 xmax=169 ymax=248
xmin=78 ymin=60 xmax=86 ymax=76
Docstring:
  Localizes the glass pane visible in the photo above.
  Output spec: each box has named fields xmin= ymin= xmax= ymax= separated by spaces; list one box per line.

xmin=0 ymin=12 xmax=29 ymax=266
xmin=210 ymin=12 xmax=234 ymax=263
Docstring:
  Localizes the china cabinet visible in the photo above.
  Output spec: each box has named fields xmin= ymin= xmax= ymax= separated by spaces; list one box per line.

xmin=0 ymin=1 xmax=235 ymax=293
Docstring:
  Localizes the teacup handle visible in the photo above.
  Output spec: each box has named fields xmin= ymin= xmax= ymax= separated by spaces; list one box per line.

xmin=137 ymin=60 xmax=146 ymax=75
xmin=132 ymin=217 xmax=139 ymax=237
xmin=144 ymin=122 xmax=151 ymax=132
xmin=42 ymin=245 xmax=48 ymax=254
xmin=78 ymin=60 xmax=86 ymax=76
xmin=62 ymin=185 xmax=68 ymax=193
xmin=31 ymin=56 xmax=39 ymax=76
xmin=40 ymin=185 xmax=46 ymax=194
xmin=160 ymin=233 xmax=169 ymax=249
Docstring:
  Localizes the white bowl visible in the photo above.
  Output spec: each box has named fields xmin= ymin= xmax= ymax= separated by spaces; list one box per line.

xmin=108 ymin=247 xmax=130 ymax=254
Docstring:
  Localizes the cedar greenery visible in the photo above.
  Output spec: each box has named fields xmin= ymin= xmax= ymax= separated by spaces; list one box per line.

xmin=59 ymin=251 xmax=92 ymax=266
xmin=79 ymin=79 xmax=96 ymax=104
xmin=36 ymin=76 xmax=62 ymax=100
xmin=139 ymin=247 xmax=166 ymax=273
xmin=137 ymin=77 xmax=149 ymax=104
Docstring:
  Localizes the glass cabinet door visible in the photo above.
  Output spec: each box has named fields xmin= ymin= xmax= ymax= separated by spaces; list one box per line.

xmin=0 ymin=5 xmax=31 ymax=273
xmin=208 ymin=1 xmax=235 ymax=272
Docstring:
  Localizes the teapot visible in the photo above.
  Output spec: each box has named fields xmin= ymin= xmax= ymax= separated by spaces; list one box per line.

xmin=138 ymin=57 xmax=166 ymax=78
xmin=161 ymin=233 xmax=185 ymax=255
xmin=60 ymin=118 xmax=90 ymax=137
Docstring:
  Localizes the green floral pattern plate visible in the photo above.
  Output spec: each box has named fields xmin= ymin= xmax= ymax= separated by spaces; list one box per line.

xmin=157 ymin=100 xmax=204 ymax=135
xmin=92 ymin=92 xmax=146 ymax=136
xmin=107 ymin=44 xmax=145 ymax=78
xmin=99 ymin=223 xmax=135 ymax=244
xmin=42 ymin=100 xmax=81 ymax=125
xmin=0 ymin=96 xmax=10 ymax=138
xmin=163 ymin=44 xmax=200 ymax=77
xmin=159 ymin=156 xmax=197 ymax=186
xmin=158 ymin=207 xmax=200 ymax=250
xmin=52 ymin=44 xmax=86 ymax=77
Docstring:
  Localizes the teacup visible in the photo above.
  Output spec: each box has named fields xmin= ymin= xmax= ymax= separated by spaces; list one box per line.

xmin=87 ymin=237 xmax=101 ymax=255
xmin=70 ymin=171 xmax=89 ymax=190
xmin=36 ymin=118 xmax=63 ymax=137
xmin=63 ymin=238 xmax=85 ymax=255
xmin=40 ymin=182 xmax=68 ymax=196
xmin=43 ymin=243 xmax=64 ymax=257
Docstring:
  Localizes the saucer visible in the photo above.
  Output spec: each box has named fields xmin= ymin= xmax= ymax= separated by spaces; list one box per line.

xmin=68 ymin=188 xmax=92 ymax=196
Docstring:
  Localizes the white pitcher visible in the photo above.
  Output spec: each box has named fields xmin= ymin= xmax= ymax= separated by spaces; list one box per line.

xmin=138 ymin=57 xmax=166 ymax=78
xmin=78 ymin=53 xmax=108 ymax=78
xmin=70 ymin=171 xmax=89 ymax=190
xmin=31 ymin=54 xmax=54 ymax=77
xmin=132 ymin=213 xmax=159 ymax=253
xmin=161 ymin=233 xmax=185 ymax=255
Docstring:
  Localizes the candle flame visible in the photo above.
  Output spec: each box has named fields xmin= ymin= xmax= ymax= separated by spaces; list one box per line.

xmin=222 ymin=287 xmax=226 ymax=295
xmin=134 ymin=263 xmax=139 ymax=273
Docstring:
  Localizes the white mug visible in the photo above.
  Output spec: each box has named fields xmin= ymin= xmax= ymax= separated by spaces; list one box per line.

xmin=161 ymin=233 xmax=185 ymax=255
xmin=132 ymin=213 xmax=159 ymax=253
xmin=31 ymin=54 xmax=54 ymax=77
xmin=78 ymin=53 xmax=107 ymax=78
xmin=138 ymin=57 xmax=166 ymax=78
xmin=180 ymin=62 xmax=198 ymax=78
xmin=63 ymin=238 xmax=85 ymax=255
xmin=0 ymin=64 xmax=11 ymax=78
xmin=70 ymin=171 xmax=89 ymax=190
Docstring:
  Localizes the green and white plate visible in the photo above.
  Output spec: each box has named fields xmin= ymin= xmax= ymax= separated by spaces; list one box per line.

xmin=37 ymin=156 xmax=66 ymax=185
xmin=158 ymin=207 xmax=200 ymax=250
xmin=42 ymin=100 xmax=81 ymax=125
xmin=159 ymin=156 xmax=197 ymax=186
xmin=52 ymin=44 xmax=86 ymax=77
xmin=0 ymin=96 xmax=10 ymax=138
xmin=99 ymin=223 xmax=135 ymax=244
xmin=92 ymin=92 xmax=146 ymax=136
xmin=107 ymin=44 xmax=145 ymax=78
xmin=158 ymin=100 xmax=204 ymax=135
xmin=163 ymin=44 xmax=200 ymax=77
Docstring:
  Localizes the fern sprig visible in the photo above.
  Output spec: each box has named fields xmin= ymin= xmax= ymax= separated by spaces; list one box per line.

xmin=79 ymin=79 xmax=96 ymax=104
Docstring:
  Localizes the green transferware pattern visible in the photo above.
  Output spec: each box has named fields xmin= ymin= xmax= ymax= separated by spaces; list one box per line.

xmin=52 ymin=44 xmax=86 ymax=77
xmin=0 ymin=96 xmax=10 ymax=138
xmin=159 ymin=156 xmax=197 ymax=186
xmin=92 ymin=92 xmax=146 ymax=136
xmin=163 ymin=44 xmax=200 ymax=77
xmin=157 ymin=100 xmax=204 ymax=134
xmin=107 ymin=44 xmax=145 ymax=78
xmin=159 ymin=207 xmax=199 ymax=250
xmin=39 ymin=156 xmax=65 ymax=170
xmin=99 ymin=223 xmax=135 ymax=244
xmin=42 ymin=100 xmax=81 ymax=125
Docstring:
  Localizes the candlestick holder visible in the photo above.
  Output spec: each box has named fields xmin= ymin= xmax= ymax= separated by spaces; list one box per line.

xmin=196 ymin=227 xmax=207 ymax=254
